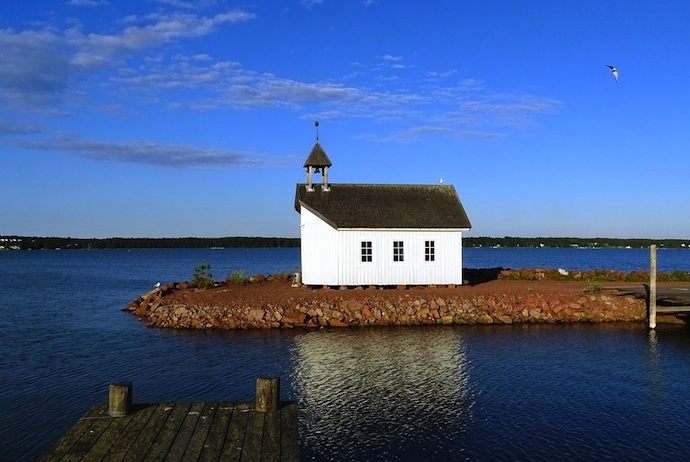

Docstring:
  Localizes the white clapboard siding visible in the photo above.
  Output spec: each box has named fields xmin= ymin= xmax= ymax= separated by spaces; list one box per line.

xmin=300 ymin=207 xmax=465 ymax=286
xmin=300 ymin=207 xmax=340 ymax=285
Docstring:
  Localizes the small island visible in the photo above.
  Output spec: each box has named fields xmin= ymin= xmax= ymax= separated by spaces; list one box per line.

xmin=124 ymin=268 xmax=690 ymax=329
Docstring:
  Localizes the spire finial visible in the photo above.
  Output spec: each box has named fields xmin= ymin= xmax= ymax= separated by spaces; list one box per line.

xmin=315 ymin=120 xmax=319 ymax=141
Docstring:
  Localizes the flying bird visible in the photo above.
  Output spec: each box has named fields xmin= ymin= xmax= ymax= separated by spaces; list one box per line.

xmin=606 ymin=65 xmax=618 ymax=82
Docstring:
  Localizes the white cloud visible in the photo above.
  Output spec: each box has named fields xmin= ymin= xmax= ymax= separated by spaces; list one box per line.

xmin=382 ymin=54 xmax=403 ymax=62
xmin=67 ymin=0 xmax=109 ymax=7
xmin=0 ymin=29 xmax=73 ymax=106
xmin=0 ymin=6 xmax=563 ymax=168
xmin=301 ymin=0 xmax=324 ymax=7
xmin=154 ymin=0 xmax=217 ymax=9
xmin=68 ymin=11 xmax=254 ymax=69
xmin=0 ymin=10 xmax=256 ymax=108
xmin=110 ymin=53 xmax=561 ymax=139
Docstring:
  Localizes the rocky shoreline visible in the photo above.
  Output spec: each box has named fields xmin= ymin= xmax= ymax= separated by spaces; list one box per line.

xmin=123 ymin=268 xmax=689 ymax=329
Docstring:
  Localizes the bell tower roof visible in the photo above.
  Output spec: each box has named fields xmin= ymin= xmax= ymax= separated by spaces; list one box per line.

xmin=303 ymin=121 xmax=331 ymax=192
xmin=303 ymin=141 xmax=332 ymax=168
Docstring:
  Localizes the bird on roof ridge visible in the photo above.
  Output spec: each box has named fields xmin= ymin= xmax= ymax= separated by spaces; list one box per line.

xmin=606 ymin=65 xmax=618 ymax=83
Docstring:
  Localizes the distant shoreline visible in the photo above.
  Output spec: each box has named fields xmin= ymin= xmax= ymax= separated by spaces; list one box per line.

xmin=1 ymin=235 xmax=689 ymax=251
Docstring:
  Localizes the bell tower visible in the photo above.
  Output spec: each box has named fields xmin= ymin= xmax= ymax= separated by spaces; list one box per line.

xmin=303 ymin=121 xmax=332 ymax=192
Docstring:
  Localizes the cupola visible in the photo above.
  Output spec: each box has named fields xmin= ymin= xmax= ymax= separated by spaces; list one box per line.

xmin=303 ymin=121 xmax=332 ymax=192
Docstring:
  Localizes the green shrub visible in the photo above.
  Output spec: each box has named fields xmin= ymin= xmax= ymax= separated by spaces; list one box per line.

xmin=226 ymin=270 xmax=247 ymax=285
xmin=191 ymin=263 xmax=214 ymax=289
xmin=583 ymin=281 xmax=602 ymax=294
xmin=663 ymin=270 xmax=690 ymax=282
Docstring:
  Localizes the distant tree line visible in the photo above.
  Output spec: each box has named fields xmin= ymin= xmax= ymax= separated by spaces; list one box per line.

xmin=464 ymin=236 xmax=690 ymax=249
xmin=1 ymin=236 xmax=300 ymax=250
xmin=2 ymin=235 xmax=689 ymax=250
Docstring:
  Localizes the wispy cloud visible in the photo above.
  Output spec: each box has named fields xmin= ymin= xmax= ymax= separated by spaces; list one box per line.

xmin=68 ymin=11 xmax=255 ymax=69
xmin=67 ymin=0 xmax=110 ymax=7
xmin=300 ymin=0 xmax=324 ymax=7
xmin=154 ymin=0 xmax=217 ymax=9
xmin=380 ymin=54 xmax=409 ymax=70
xmin=454 ymin=93 xmax=563 ymax=128
xmin=0 ymin=10 xmax=255 ymax=107
xmin=0 ymin=7 xmax=562 ymax=167
xmin=114 ymin=55 xmax=560 ymax=131
xmin=382 ymin=54 xmax=402 ymax=62
xmin=354 ymin=126 xmax=502 ymax=143
xmin=8 ymin=136 xmax=286 ymax=168
xmin=0 ymin=121 xmax=42 ymax=135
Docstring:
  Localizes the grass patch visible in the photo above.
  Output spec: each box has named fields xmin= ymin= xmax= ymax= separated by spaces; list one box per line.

xmin=583 ymin=281 xmax=602 ymax=294
xmin=659 ymin=269 xmax=690 ymax=282
xmin=226 ymin=270 xmax=247 ymax=285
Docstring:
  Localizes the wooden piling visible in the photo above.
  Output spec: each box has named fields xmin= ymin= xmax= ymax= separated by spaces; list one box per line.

xmin=108 ymin=382 xmax=132 ymax=417
xmin=649 ymin=244 xmax=657 ymax=329
xmin=256 ymin=377 xmax=280 ymax=412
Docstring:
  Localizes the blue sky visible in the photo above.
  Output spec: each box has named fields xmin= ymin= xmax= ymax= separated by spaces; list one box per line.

xmin=1 ymin=1 xmax=689 ymax=239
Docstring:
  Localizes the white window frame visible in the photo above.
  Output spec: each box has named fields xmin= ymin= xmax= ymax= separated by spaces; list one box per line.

xmin=393 ymin=240 xmax=404 ymax=262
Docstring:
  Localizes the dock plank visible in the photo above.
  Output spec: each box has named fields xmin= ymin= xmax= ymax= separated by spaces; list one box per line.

xmin=80 ymin=406 xmax=137 ymax=462
xmin=42 ymin=401 xmax=299 ymax=462
xmin=240 ymin=405 xmax=264 ymax=462
xmin=280 ymin=403 xmax=300 ymax=462
xmin=120 ymin=403 xmax=175 ymax=461
xmin=656 ymin=306 xmax=690 ymax=313
xmin=198 ymin=403 xmax=233 ymax=462
xmin=101 ymin=404 xmax=157 ymax=462
xmin=145 ymin=403 xmax=191 ymax=461
xmin=164 ymin=402 xmax=205 ymax=462
xmin=61 ymin=406 xmax=115 ymax=462
xmin=180 ymin=402 xmax=216 ymax=462
xmin=221 ymin=403 xmax=251 ymax=461
xmin=41 ymin=405 xmax=108 ymax=462
xmin=261 ymin=407 xmax=281 ymax=462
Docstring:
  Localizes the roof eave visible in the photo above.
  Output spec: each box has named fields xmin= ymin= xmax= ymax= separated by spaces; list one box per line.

xmin=337 ymin=227 xmax=471 ymax=232
xmin=297 ymin=201 xmax=339 ymax=229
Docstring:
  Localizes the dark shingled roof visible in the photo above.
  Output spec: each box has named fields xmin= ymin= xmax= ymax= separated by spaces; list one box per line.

xmin=295 ymin=183 xmax=472 ymax=229
xmin=303 ymin=142 xmax=332 ymax=168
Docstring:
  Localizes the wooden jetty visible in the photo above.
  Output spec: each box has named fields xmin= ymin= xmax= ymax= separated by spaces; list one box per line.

xmin=41 ymin=379 xmax=299 ymax=462
xmin=606 ymin=285 xmax=690 ymax=310
xmin=605 ymin=245 xmax=690 ymax=329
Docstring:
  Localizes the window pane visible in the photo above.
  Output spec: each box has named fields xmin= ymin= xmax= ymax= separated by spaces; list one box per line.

xmin=361 ymin=241 xmax=372 ymax=262
xmin=393 ymin=241 xmax=404 ymax=262
xmin=425 ymin=240 xmax=435 ymax=262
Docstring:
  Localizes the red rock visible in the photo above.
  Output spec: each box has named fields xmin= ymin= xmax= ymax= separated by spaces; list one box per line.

xmin=281 ymin=314 xmax=307 ymax=325
xmin=477 ymin=314 xmax=494 ymax=324
xmin=250 ymin=274 xmax=265 ymax=283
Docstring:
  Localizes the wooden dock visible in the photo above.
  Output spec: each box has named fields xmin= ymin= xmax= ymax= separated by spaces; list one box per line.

xmin=606 ymin=285 xmax=690 ymax=312
xmin=604 ymin=245 xmax=690 ymax=328
xmin=41 ymin=380 xmax=299 ymax=461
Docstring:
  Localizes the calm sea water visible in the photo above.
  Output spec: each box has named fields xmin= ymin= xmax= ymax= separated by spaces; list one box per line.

xmin=1 ymin=247 xmax=690 ymax=461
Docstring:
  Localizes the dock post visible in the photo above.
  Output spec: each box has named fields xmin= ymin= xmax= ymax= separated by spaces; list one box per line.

xmin=109 ymin=383 xmax=132 ymax=417
xmin=256 ymin=377 xmax=280 ymax=412
xmin=649 ymin=245 xmax=657 ymax=329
